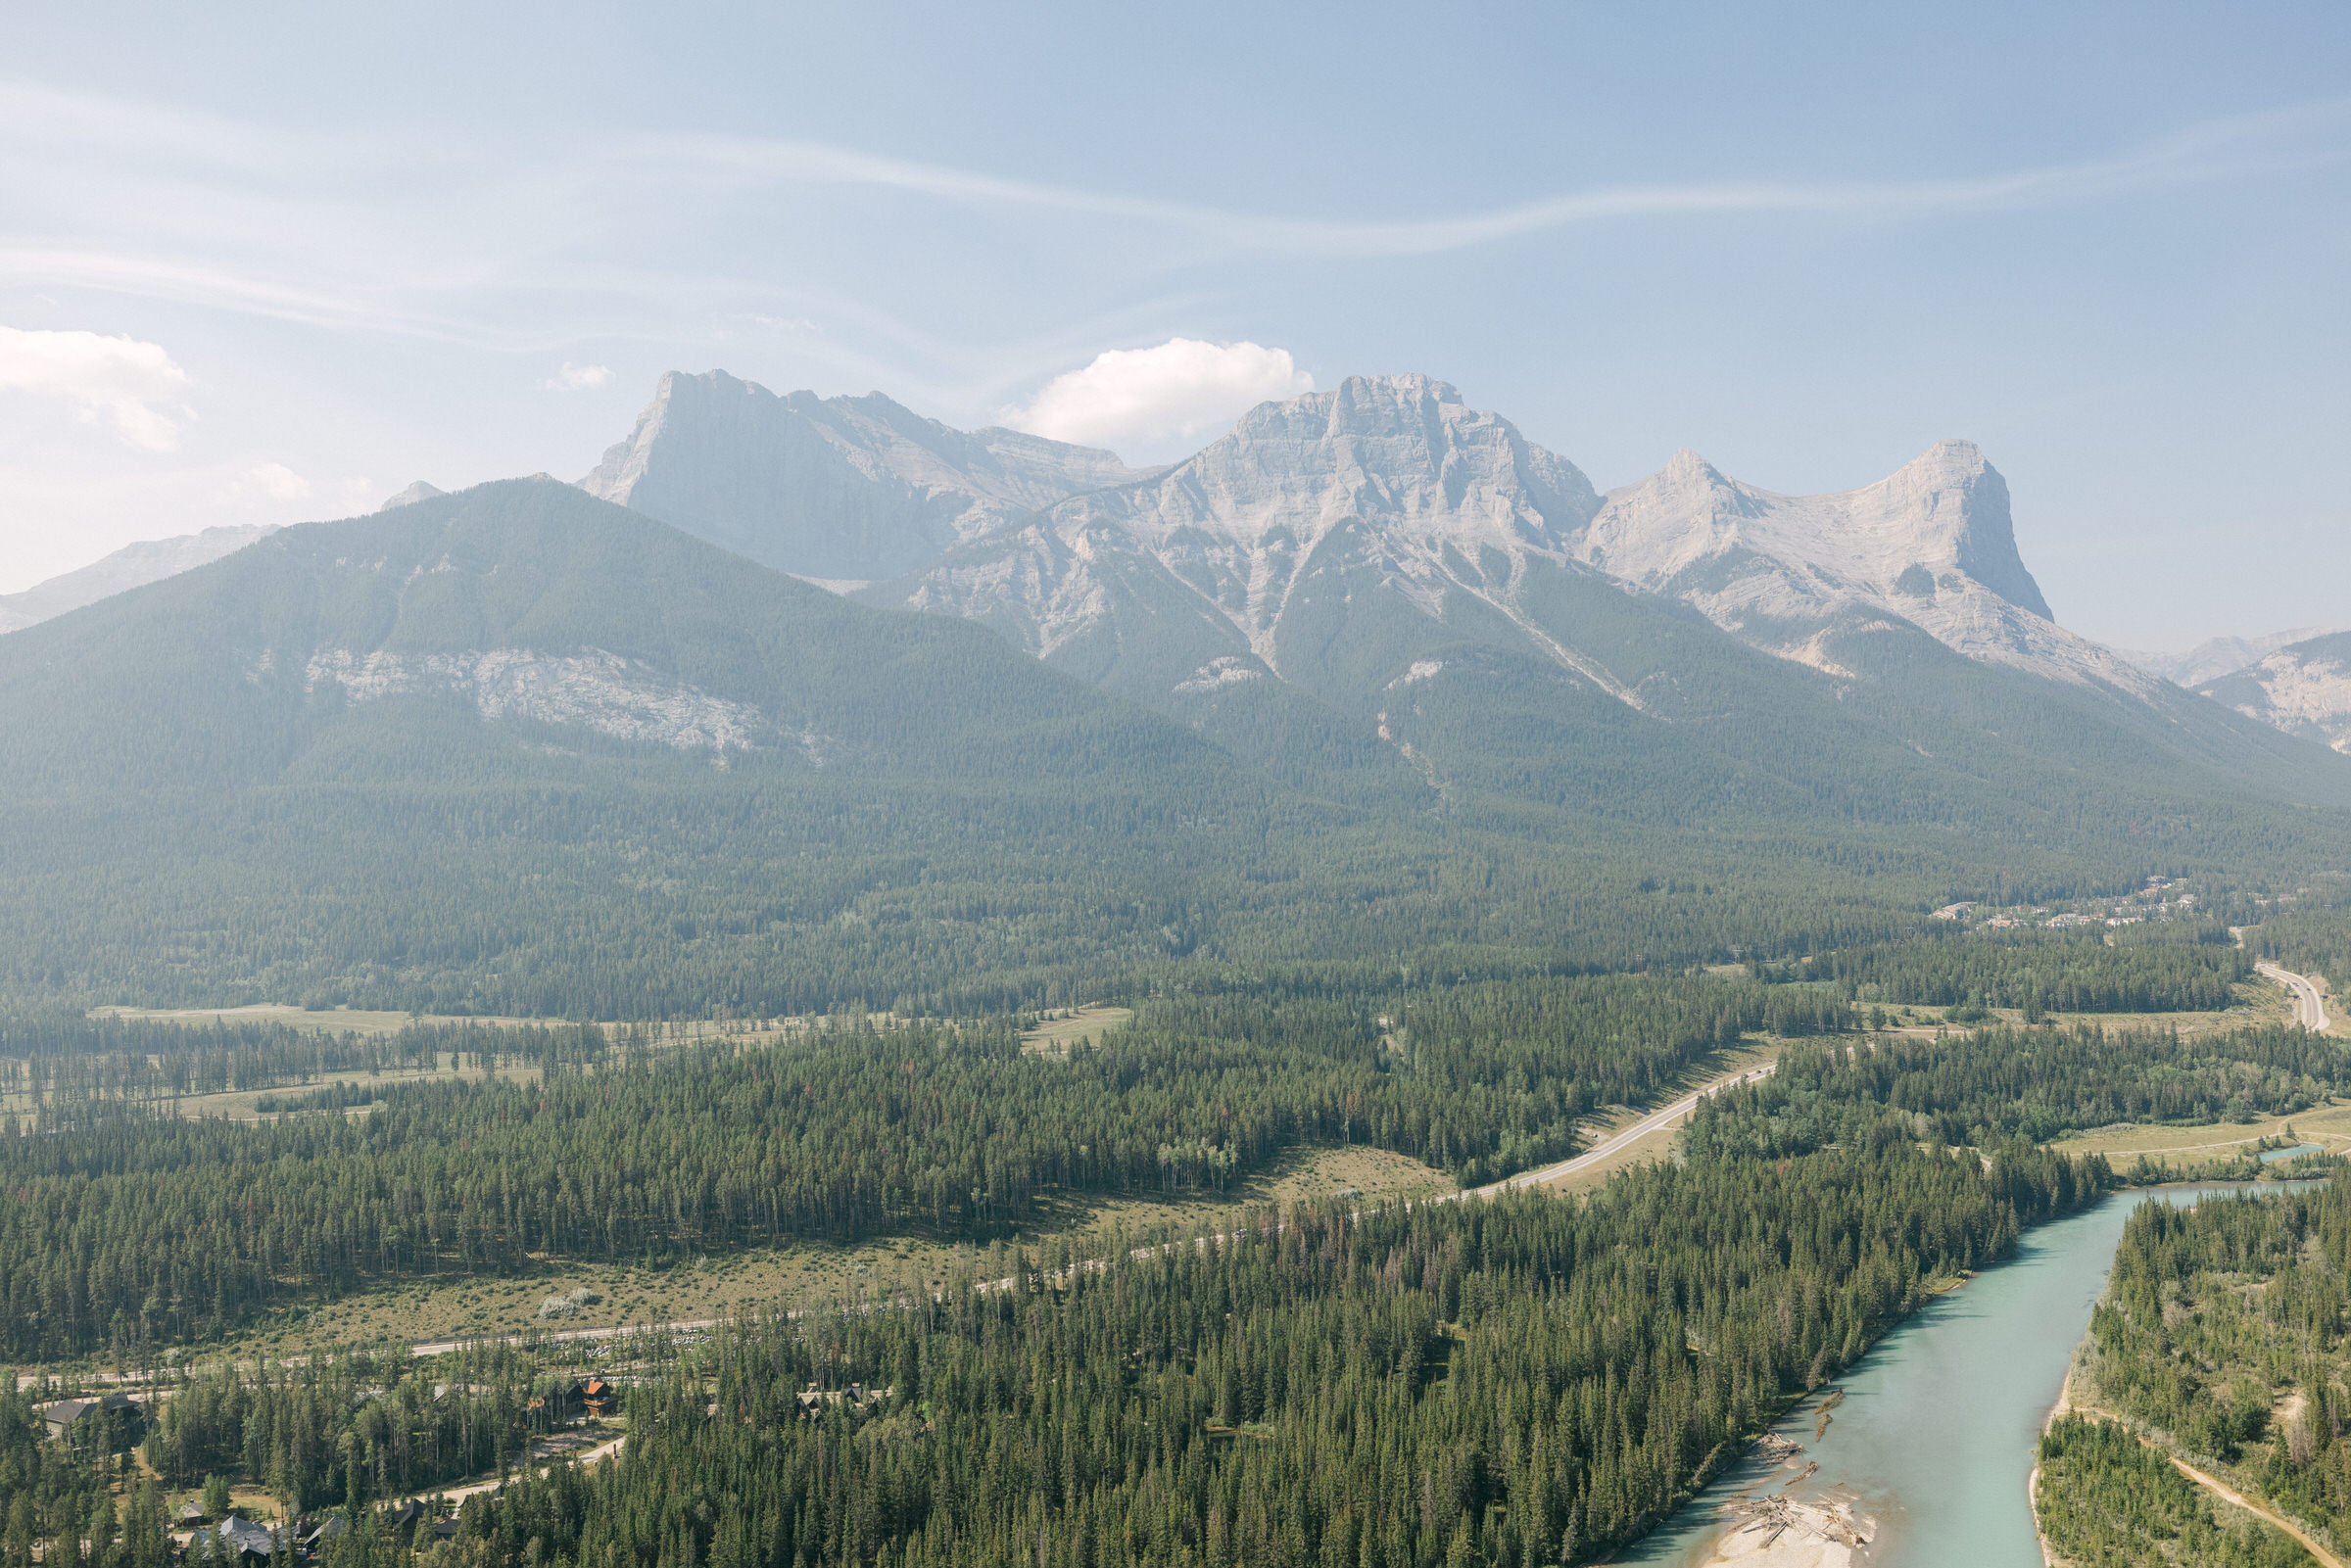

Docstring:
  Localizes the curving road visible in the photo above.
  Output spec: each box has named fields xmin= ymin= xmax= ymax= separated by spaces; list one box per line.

xmin=2257 ymin=961 xmax=2332 ymax=1033
xmin=1460 ymin=1059 xmax=1779 ymax=1200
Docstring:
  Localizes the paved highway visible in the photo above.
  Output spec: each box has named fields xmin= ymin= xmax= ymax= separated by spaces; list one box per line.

xmin=1460 ymin=1058 xmax=1779 ymax=1200
xmin=2258 ymin=960 xmax=2333 ymax=1033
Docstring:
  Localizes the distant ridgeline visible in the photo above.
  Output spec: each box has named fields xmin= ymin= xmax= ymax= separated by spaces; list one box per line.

xmin=0 ymin=474 xmax=2345 ymax=1016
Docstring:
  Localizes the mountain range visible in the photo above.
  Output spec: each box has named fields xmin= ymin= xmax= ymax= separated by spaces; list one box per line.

xmin=593 ymin=370 xmax=2341 ymax=810
xmin=2 ymin=368 xmax=2347 ymax=1013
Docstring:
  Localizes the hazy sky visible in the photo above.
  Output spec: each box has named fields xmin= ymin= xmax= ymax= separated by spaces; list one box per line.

xmin=4 ymin=2 xmax=2348 ymax=647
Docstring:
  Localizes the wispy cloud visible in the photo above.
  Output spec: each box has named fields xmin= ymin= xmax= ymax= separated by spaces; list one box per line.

xmin=658 ymin=96 xmax=2351 ymax=258
xmin=3 ymin=81 xmax=2346 ymax=359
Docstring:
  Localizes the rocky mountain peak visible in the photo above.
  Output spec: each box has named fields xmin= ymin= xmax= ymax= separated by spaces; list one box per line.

xmin=575 ymin=370 xmax=1154 ymax=582
xmin=1162 ymin=375 xmax=1599 ymax=550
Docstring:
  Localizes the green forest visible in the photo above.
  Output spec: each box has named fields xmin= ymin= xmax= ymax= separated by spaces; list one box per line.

xmin=2036 ymin=1413 xmax=2312 ymax=1566
xmin=2082 ymin=1184 xmax=2351 ymax=1550
xmin=10 ymin=952 xmax=2349 ymax=1565
xmin=0 ymin=972 xmax=1846 ymax=1359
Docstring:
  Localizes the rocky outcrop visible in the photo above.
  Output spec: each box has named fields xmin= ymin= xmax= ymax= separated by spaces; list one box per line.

xmin=1569 ymin=441 xmax=2156 ymax=692
xmin=580 ymin=370 xmax=1155 ymax=582
xmin=2199 ymin=633 xmax=2351 ymax=753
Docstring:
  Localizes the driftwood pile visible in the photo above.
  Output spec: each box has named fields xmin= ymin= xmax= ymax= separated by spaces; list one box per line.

xmin=1720 ymin=1492 xmax=1867 ymax=1551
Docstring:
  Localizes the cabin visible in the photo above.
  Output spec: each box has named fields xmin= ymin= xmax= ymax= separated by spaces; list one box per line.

xmin=383 ymin=1499 xmax=423 ymax=1537
xmin=581 ymin=1378 xmax=618 ymax=1417
xmin=177 ymin=1501 xmax=208 ymax=1530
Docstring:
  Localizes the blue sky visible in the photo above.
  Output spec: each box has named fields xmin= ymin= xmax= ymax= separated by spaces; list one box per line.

xmin=4 ymin=2 xmax=2348 ymax=647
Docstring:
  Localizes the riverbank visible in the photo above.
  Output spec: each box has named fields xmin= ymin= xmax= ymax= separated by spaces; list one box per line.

xmin=1621 ymin=1179 xmax=2325 ymax=1568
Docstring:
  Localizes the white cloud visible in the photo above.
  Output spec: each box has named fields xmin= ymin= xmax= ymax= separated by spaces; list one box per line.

xmin=0 ymin=324 xmax=190 ymax=451
xmin=213 ymin=462 xmax=312 ymax=504
xmin=1006 ymin=339 xmax=1312 ymax=451
xmin=543 ymin=361 xmax=612 ymax=391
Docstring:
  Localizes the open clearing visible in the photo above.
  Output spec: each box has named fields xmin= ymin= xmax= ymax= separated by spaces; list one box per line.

xmin=187 ymin=1141 xmax=1450 ymax=1366
xmin=1020 ymin=1005 xmax=1132 ymax=1056
xmin=2049 ymin=1099 xmax=2351 ymax=1163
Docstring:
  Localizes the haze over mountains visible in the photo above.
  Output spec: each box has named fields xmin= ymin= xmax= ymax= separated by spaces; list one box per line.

xmin=594 ymin=370 xmax=2334 ymax=798
xmin=4 ymin=367 xmax=2349 ymax=1013
xmin=0 ymin=522 xmax=280 ymax=635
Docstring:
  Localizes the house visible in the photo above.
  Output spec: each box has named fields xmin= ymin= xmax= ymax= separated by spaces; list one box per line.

xmin=581 ymin=1378 xmax=619 ymax=1417
xmin=42 ymin=1393 xmax=144 ymax=1448
xmin=178 ymin=1501 xmax=209 ymax=1529
xmin=383 ymin=1499 xmax=423 ymax=1536
xmin=187 ymin=1518 xmax=278 ymax=1565
xmin=430 ymin=1520 xmax=461 ymax=1543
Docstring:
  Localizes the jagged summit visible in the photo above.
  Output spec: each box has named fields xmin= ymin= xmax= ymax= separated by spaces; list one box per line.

xmin=578 ymin=370 xmax=1154 ymax=582
xmin=1566 ymin=438 xmax=2126 ymax=688
xmin=1107 ymin=371 xmax=1599 ymax=551
xmin=880 ymin=375 xmax=1607 ymax=693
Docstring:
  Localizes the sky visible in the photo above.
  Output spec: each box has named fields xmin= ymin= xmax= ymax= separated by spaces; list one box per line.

xmin=3 ymin=2 xmax=2348 ymax=649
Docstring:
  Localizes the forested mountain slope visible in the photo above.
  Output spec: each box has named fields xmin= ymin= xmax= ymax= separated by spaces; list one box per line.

xmin=1 ymin=475 xmax=2347 ymax=1016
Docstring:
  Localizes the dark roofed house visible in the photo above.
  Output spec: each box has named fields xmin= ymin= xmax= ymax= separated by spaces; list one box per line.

xmin=188 ymin=1517 xmax=278 ymax=1565
xmin=294 ymin=1517 xmax=346 ymax=1558
xmin=383 ymin=1499 xmax=423 ymax=1536
xmin=42 ymin=1399 xmax=97 ymax=1442
xmin=43 ymin=1393 xmax=144 ymax=1449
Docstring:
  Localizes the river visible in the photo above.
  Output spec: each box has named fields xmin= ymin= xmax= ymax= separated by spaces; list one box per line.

xmin=1614 ymin=1179 xmax=2326 ymax=1567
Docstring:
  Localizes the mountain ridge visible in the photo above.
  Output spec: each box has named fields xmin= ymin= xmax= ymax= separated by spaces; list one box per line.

xmin=579 ymin=369 xmax=1158 ymax=583
xmin=0 ymin=523 xmax=281 ymax=635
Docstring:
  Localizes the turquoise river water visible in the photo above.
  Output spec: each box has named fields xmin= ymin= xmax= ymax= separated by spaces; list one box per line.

xmin=1615 ymin=1180 xmax=2326 ymax=1566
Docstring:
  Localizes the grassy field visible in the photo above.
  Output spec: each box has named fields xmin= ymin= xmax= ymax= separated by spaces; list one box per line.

xmin=1019 ymin=1005 xmax=1132 ymax=1056
xmin=1864 ymin=975 xmax=2296 ymax=1039
xmin=2048 ymin=1099 xmax=2351 ymax=1164
xmin=187 ymin=1141 xmax=1451 ymax=1365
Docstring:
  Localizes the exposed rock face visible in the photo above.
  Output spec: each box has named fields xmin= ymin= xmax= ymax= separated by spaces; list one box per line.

xmin=2199 ymin=633 xmax=2351 ymax=753
xmin=580 ymin=370 xmax=1155 ymax=582
xmin=879 ymin=373 xmax=1618 ymax=702
xmin=303 ymin=645 xmax=793 ymax=757
xmin=1569 ymin=441 xmax=2154 ymax=691
xmin=0 ymin=524 xmax=279 ymax=635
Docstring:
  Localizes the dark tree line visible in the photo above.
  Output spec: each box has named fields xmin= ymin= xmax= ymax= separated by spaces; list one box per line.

xmin=1686 ymin=1022 xmax=2350 ymax=1154
xmin=1823 ymin=925 xmax=2249 ymax=1015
